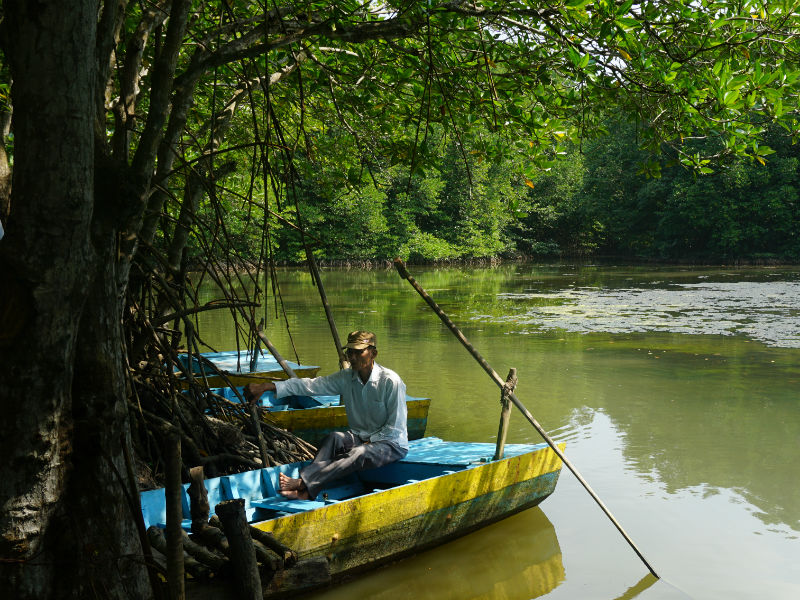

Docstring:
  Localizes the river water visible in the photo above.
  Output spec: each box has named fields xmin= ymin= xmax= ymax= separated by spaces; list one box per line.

xmin=196 ymin=263 xmax=800 ymax=600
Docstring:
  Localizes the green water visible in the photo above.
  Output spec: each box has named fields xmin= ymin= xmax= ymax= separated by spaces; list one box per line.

xmin=195 ymin=264 xmax=800 ymax=600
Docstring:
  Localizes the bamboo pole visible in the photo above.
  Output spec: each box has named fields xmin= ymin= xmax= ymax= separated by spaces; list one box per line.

xmin=393 ymin=258 xmax=659 ymax=579
xmin=253 ymin=328 xmax=297 ymax=378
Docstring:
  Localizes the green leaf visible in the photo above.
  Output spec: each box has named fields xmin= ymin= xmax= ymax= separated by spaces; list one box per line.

xmin=616 ymin=17 xmax=640 ymax=29
xmin=617 ymin=0 xmax=634 ymax=15
xmin=722 ymin=89 xmax=740 ymax=106
xmin=710 ymin=17 xmax=727 ymax=30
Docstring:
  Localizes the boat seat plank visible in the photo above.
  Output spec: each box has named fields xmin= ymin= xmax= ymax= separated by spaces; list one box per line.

xmin=250 ymin=480 xmax=363 ymax=513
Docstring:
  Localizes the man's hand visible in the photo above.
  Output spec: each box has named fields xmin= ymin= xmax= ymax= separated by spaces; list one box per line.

xmin=244 ymin=381 xmax=276 ymax=403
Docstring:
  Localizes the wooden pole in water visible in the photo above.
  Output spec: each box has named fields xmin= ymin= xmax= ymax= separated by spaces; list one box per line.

xmin=393 ymin=258 xmax=659 ymax=579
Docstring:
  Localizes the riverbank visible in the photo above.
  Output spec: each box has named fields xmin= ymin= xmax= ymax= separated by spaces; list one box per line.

xmin=189 ymin=253 xmax=799 ymax=275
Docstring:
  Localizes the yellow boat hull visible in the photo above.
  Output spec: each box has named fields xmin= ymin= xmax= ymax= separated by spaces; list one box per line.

xmin=252 ymin=442 xmax=564 ymax=578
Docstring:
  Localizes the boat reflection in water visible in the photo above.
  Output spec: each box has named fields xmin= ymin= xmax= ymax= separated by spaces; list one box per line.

xmin=302 ymin=506 xmax=564 ymax=600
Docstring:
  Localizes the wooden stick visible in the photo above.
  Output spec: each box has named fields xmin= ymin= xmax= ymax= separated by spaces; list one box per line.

xmin=180 ymin=529 xmax=229 ymax=571
xmin=164 ymin=431 xmax=186 ymax=599
xmin=234 ymin=307 xmax=299 ymax=379
xmin=147 ymin=526 xmax=215 ymax=580
xmin=187 ymin=466 xmax=210 ymax=534
xmin=393 ymin=258 xmax=659 ymax=579
xmin=204 ymin=515 xmax=231 ymax=555
xmin=494 ymin=368 xmax=517 ymax=461
xmin=304 ymin=249 xmax=349 ymax=369
xmin=249 ymin=318 xmax=263 ymax=373
xmin=249 ymin=526 xmax=297 ymax=567
xmin=215 ymin=499 xmax=262 ymax=600
xmin=252 ymin=539 xmax=282 ymax=571
xmin=256 ymin=329 xmax=298 ymax=378
xmin=248 ymin=398 xmax=271 ymax=467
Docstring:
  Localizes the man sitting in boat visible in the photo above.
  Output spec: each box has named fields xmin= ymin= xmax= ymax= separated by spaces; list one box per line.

xmin=244 ymin=330 xmax=408 ymax=500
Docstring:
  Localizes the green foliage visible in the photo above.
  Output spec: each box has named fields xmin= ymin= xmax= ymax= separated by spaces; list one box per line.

xmin=579 ymin=119 xmax=666 ymax=255
xmin=19 ymin=0 xmax=800 ymax=267
xmin=200 ymin=115 xmax=800 ymax=263
xmin=571 ymin=119 xmax=800 ymax=261
xmin=511 ymin=147 xmax=594 ymax=256
xmin=654 ymin=136 xmax=800 ymax=260
xmin=153 ymin=0 xmax=800 ymax=267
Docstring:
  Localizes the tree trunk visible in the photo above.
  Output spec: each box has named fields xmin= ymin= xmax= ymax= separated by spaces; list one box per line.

xmin=58 ymin=242 xmax=153 ymax=598
xmin=0 ymin=2 xmax=151 ymax=598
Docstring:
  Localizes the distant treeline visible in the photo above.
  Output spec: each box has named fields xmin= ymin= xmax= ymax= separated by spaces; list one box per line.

xmin=187 ymin=120 xmax=800 ymax=265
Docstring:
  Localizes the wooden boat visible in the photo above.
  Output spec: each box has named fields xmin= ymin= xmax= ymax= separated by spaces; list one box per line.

xmin=176 ymin=350 xmax=321 ymax=388
xmin=211 ymin=386 xmax=431 ymax=445
xmin=140 ymin=437 xmax=565 ymax=595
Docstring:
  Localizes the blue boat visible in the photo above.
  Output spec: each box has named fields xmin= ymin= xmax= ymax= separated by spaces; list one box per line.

xmin=210 ymin=386 xmax=431 ymax=446
xmin=176 ymin=350 xmax=321 ymax=388
xmin=140 ymin=437 xmax=564 ymax=595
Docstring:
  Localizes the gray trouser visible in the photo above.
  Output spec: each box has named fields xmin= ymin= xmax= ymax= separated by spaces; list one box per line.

xmin=299 ymin=431 xmax=407 ymax=500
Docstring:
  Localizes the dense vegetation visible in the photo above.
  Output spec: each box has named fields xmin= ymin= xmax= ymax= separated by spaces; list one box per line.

xmin=184 ymin=120 xmax=800 ymax=264
xmin=4 ymin=2 xmax=800 ymax=598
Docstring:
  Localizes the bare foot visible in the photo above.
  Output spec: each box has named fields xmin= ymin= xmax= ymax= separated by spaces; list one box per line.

xmin=278 ymin=473 xmax=310 ymax=499
xmin=279 ymin=488 xmax=310 ymax=500
xmin=279 ymin=472 xmax=303 ymax=491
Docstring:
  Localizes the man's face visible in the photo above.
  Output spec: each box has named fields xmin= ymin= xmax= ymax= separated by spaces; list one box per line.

xmin=346 ymin=346 xmax=375 ymax=370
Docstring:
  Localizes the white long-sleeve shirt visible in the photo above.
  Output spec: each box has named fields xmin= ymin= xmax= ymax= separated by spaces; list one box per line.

xmin=274 ymin=363 xmax=408 ymax=449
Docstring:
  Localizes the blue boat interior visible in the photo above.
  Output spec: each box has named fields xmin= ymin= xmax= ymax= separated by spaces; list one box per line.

xmin=140 ymin=438 xmax=547 ymax=530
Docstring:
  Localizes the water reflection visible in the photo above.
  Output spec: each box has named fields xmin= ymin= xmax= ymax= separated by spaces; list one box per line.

xmin=300 ymin=507 xmax=564 ymax=600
